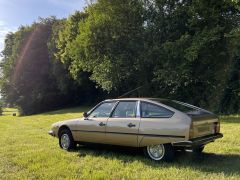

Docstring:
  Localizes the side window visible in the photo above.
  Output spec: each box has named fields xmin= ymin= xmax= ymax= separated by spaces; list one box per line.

xmin=112 ymin=101 xmax=137 ymax=118
xmin=141 ymin=102 xmax=173 ymax=118
xmin=89 ymin=102 xmax=116 ymax=118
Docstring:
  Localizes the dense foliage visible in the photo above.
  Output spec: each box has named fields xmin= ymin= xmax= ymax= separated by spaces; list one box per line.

xmin=0 ymin=0 xmax=239 ymax=115
xmin=0 ymin=18 xmax=102 ymax=115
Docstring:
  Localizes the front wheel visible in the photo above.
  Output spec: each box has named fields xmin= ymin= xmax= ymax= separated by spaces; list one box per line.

xmin=59 ymin=129 xmax=76 ymax=151
xmin=144 ymin=144 xmax=174 ymax=162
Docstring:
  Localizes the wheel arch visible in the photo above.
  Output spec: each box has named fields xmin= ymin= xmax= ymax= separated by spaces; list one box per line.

xmin=58 ymin=125 xmax=71 ymax=138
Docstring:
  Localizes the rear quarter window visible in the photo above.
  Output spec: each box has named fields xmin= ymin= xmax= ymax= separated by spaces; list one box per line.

xmin=141 ymin=102 xmax=174 ymax=118
xmin=159 ymin=100 xmax=209 ymax=115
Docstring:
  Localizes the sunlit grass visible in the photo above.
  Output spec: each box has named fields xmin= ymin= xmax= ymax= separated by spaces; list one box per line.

xmin=2 ymin=108 xmax=18 ymax=116
xmin=0 ymin=107 xmax=239 ymax=179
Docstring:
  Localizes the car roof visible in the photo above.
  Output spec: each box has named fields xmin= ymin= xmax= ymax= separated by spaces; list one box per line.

xmin=104 ymin=97 xmax=168 ymax=102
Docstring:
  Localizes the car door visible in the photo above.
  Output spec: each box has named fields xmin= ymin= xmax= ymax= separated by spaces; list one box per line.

xmin=105 ymin=101 xmax=140 ymax=147
xmin=138 ymin=101 xmax=176 ymax=147
xmin=75 ymin=101 xmax=117 ymax=143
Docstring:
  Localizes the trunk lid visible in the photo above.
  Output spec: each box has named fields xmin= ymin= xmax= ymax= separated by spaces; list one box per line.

xmin=189 ymin=113 xmax=219 ymax=138
xmin=154 ymin=99 xmax=220 ymax=139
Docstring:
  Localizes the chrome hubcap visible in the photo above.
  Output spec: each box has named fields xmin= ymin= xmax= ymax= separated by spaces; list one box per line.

xmin=147 ymin=144 xmax=165 ymax=160
xmin=61 ymin=134 xmax=70 ymax=150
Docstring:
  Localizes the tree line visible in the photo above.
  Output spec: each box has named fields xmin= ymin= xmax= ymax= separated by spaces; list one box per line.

xmin=0 ymin=0 xmax=239 ymax=115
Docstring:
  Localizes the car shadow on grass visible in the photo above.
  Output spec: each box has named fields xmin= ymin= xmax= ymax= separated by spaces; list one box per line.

xmin=72 ymin=144 xmax=240 ymax=176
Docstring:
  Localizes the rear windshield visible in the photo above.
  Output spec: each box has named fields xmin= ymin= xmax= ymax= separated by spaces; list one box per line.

xmin=153 ymin=99 xmax=206 ymax=115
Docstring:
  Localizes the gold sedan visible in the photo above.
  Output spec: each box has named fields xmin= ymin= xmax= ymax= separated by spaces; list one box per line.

xmin=49 ymin=98 xmax=223 ymax=162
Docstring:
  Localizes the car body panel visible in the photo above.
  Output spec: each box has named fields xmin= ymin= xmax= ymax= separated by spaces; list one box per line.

xmin=71 ymin=117 xmax=108 ymax=143
xmin=138 ymin=114 xmax=189 ymax=147
xmin=50 ymin=118 xmax=79 ymax=137
xmin=105 ymin=117 xmax=140 ymax=146
xmin=189 ymin=113 xmax=219 ymax=138
xmin=49 ymin=98 xmax=223 ymax=148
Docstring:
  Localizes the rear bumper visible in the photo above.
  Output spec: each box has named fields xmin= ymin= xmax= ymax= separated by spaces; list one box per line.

xmin=48 ymin=130 xmax=55 ymax=137
xmin=172 ymin=133 xmax=223 ymax=147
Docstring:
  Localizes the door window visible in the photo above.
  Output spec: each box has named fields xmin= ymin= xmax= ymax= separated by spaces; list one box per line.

xmin=112 ymin=101 xmax=137 ymax=118
xmin=89 ymin=102 xmax=116 ymax=118
xmin=112 ymin=101 xmax=136 ymax=118
xmin=141 ymin=102 xmax=173 ymax=118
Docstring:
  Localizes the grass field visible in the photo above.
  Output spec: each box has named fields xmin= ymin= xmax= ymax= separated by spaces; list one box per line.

xmin=0 ymin=107 xmax=240 ymax=179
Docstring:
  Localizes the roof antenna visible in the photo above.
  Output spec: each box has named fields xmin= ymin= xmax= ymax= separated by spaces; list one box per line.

xmin=118 ymin=85 xmax=144 ymax=98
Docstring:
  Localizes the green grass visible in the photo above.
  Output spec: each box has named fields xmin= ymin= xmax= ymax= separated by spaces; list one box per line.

xmin=0 ymin=107 xmax=240 ymax=179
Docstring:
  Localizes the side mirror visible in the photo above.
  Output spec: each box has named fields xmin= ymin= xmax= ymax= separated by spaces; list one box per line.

xmin=83 ymin=112 xmax=88 ymax=118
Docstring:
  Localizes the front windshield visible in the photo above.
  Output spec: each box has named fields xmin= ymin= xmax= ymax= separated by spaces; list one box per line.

xmin=89 ymin=101 xmax=116 ymax=118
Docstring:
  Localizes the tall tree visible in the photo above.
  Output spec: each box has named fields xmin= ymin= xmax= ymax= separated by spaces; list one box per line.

xmin=1 ymin=0 xmax=239 ymax=115
xmin=147 ymin=0 xmax=240 ymax=111
xmin=1 ymin=18 xmax=76 ymax=114
xmin=219 ymin=28 xmax=240 ymax=113
xmin=65 ymin=0 xmax=145 ymax=95
xmin=50 ymin=12 xmax=104 ymax=104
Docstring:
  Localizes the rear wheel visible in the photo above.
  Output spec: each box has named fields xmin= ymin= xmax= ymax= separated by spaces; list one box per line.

xmin=144 ymin=144 xmax=174 ymax=162
xmin=59 ymin=129 xmax=76 ymax=151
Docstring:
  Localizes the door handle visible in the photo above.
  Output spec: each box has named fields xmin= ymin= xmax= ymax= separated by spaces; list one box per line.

xmin=99 ymin=122 xmax=106 ymax=126
xmin=127 ymin=123 xmax=136 ymax=128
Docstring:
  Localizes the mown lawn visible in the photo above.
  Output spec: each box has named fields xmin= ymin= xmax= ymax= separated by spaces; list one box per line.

xmin=0 ymin=107 xmax=240 ymax=179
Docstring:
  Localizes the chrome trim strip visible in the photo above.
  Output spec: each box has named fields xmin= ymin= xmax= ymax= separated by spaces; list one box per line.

xmin=136 ymin=100 xmax=140 ymax=118
xmin=71 ymin=129 xmax=185 ymax=138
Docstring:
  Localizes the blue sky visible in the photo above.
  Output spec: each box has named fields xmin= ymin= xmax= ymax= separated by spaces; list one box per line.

xmin=0 ymin=0 xmax=87 ymax=55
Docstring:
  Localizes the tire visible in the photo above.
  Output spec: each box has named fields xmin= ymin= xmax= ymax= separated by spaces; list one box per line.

xmin=144 ymin=144 xmax=175 ymax=162
xmin=59 ymin=128 xmax=76 ymax=151
xmin=192 ymin=146 xmax=204 ymax=154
